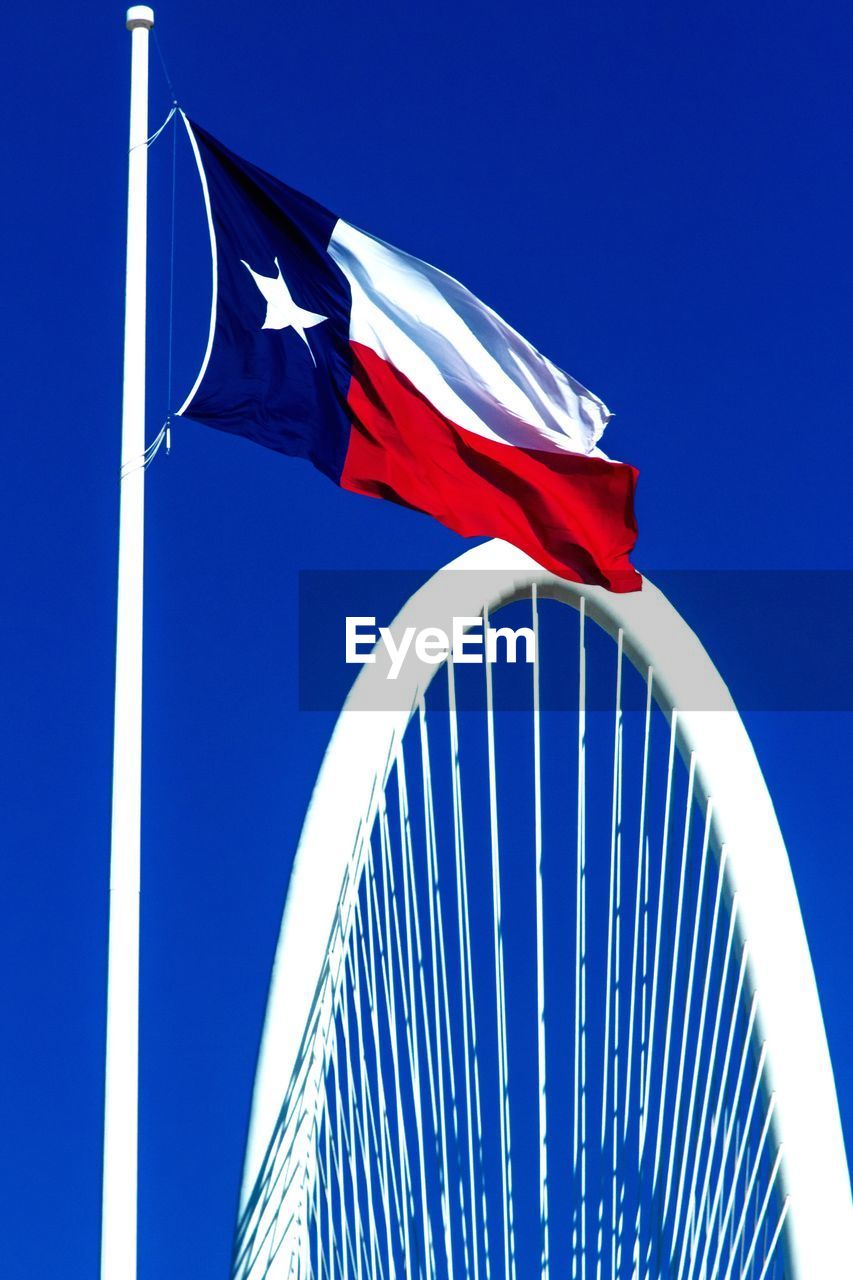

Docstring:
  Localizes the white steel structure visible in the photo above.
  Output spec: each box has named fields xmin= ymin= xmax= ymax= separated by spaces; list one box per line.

xmin=232 ymin=540 xmax=852 ymax=1280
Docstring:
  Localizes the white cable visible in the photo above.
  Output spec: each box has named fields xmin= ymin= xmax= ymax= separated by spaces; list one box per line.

xmin=484 ymin=608 xmax=517 ymax=1280
xmin=531 ymin=586 xmax=550 ymax=1280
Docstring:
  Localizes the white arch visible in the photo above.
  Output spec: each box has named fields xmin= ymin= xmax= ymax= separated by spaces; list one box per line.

xmin=239 ymin=539 xmax=853 ymax=1277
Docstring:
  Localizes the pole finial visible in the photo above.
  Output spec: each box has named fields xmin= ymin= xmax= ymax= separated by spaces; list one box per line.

xmin=126 ymin=5 xmax=154 ymax=29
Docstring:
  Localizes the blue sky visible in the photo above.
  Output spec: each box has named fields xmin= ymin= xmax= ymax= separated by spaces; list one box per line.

xmin=1 ymin=1 xmax=851 ymax=1275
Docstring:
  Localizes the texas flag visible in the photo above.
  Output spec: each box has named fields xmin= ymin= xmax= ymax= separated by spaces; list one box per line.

xmin=177 ymin=119 xmax=640 ymax=591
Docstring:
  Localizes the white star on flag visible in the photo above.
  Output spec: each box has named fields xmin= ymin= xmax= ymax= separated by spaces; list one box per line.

xmin=241 ymin=257 xmax=327 ymax=365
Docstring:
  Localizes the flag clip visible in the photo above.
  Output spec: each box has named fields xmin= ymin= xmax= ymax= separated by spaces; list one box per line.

xmin=119 ymin=420 xmax=169 ymax=480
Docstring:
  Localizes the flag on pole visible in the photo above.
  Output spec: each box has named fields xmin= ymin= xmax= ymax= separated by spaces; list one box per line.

xmin=178 ymin=119 xmax=640 ymax=591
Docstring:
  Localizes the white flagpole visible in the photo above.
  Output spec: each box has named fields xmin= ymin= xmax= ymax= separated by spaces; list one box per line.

xmin=101 ymin=8 xmax=154 ymax=1280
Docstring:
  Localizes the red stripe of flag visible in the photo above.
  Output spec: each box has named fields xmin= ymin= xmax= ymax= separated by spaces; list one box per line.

xmin=341 ymin=343 xmax=640 ymax=591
